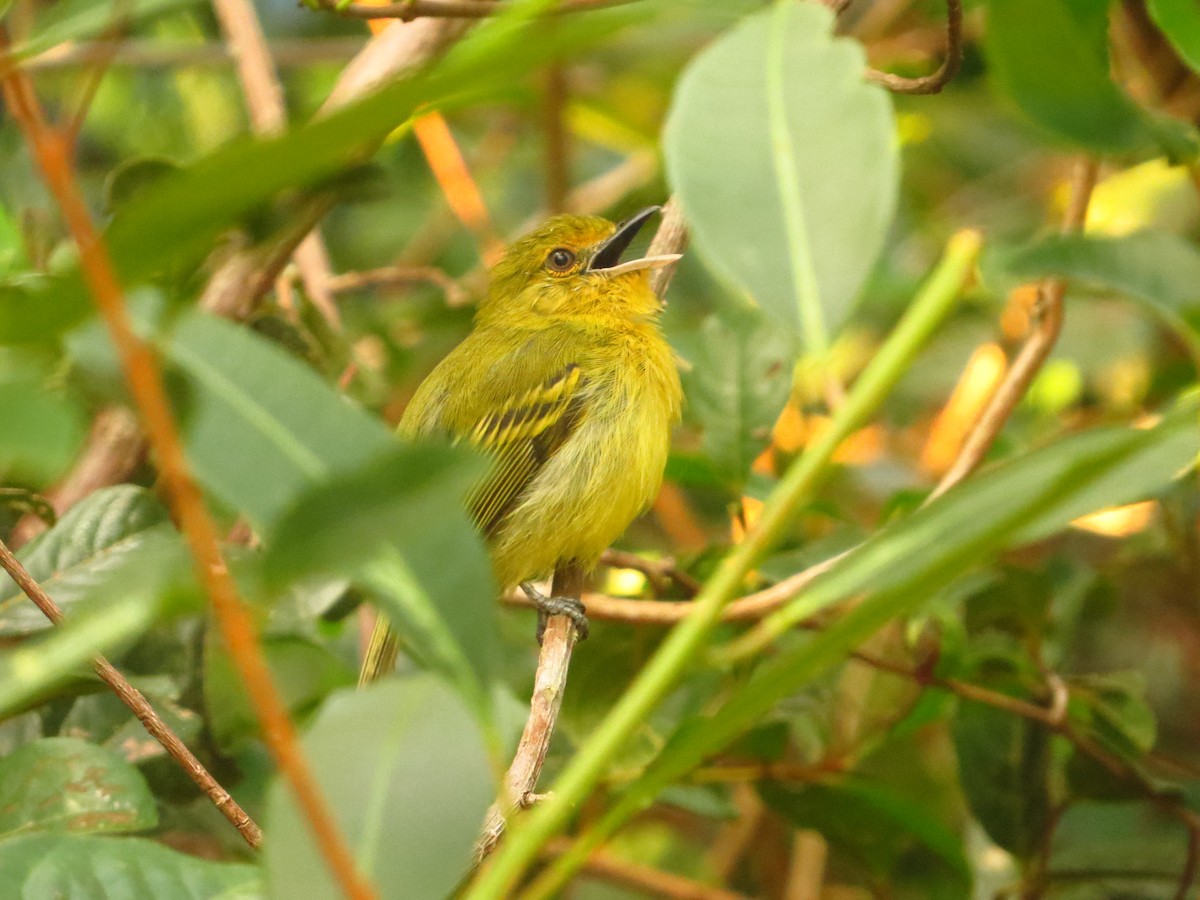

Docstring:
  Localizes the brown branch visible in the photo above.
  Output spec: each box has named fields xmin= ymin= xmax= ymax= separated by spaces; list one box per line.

xmin=0 ymin=38 xmax=376 ymax=900
xmin=314 ymin=0 xmax=628 ymax=22
xmin=929 ymin=157 xmax=1098 ymax=500
xmin=544 ymin=837 xmax=753 ymax=900
xmin=541 ymin=63 xmax=570 ymax=214
xmin=327 ymin=264 xmax=469 ymax=305
xmin=26 ymin=38 xmax=366 ymax=70
xmin=0 ymin=537 xmax=263 ymax=847
xmin=647 ymin=196 xmax=688 ymax=300
xmin=475 ymin=563 xmax=583 ymax=861
xmin=864 ymin=0 xmax=962 ymax=95
xmin=212 ymin=0 xmax=342 ymax=331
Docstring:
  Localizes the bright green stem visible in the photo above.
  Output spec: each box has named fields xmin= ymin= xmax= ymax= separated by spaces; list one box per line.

xmin=465 ymin=229 xmax=983 ymax=899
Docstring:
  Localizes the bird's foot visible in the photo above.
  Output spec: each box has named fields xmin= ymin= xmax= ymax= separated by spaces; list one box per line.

xmin=521 ymin=582 xmax=589 ymax=643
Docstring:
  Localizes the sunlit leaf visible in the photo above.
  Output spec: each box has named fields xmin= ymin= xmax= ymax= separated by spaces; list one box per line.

xmin=664 ymin=0 xmax=897 ymax=348
xmin=0 ymin=738 xmax=157 ymax=837
xmin=264 ymin=677 xmax=493 ymax=900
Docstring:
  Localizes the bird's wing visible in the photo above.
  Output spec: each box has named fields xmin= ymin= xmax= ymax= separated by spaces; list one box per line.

xmin=465 ymin=362 xmax=588 ymax=537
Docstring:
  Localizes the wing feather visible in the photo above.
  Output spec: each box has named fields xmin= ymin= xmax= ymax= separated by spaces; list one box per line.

xmin=466 ymin=364 xmax=586 ymax=536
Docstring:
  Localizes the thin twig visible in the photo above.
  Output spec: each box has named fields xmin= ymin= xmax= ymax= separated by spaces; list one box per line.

xmin=314 ymin=0 xmax=628 ymax=22
xmin=865 ymin=0 xmax=962 ymax=95
xmin=212 ymin=0 xmax=342 ymax=330
xmin=541 ymin=63 xmax=569 ymax=213
xmin=475 ymin=563 xmax=583 ymax=861
xmin=600 ymin=549 xmax=700 ymax=597
xmin=26 ymin=38 xmax=366 ymax=70
xmin=0 ymin=37 xmax=376 ymax=900
xmin=647 ymin=197 xmax=688 ymax=299
xmin=0 ymin=537 xmax=263 ymax=848
xmin=327 ymin=264 xmax=469 ymax=305
xmin=544 ymin=837 xmax=753 ymax=900
xmin=929 ymin=157 xmax=1098 ymax=500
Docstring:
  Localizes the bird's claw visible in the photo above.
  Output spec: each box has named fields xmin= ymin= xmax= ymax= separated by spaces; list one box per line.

xmin=522 ymin=582 xmax=589 ymax=643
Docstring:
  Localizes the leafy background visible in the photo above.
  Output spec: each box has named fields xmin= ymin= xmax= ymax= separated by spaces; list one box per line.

xmin=1 ymin=0 xmax=1200 ymax=897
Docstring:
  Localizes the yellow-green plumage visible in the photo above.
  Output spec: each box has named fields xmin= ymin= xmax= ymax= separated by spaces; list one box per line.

xmin=360 ymin=212 xmax=682 ymax=683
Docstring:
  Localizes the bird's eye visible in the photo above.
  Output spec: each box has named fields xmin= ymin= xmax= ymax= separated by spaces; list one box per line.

xmin=546 ymin=248 xmax=576 ymax=272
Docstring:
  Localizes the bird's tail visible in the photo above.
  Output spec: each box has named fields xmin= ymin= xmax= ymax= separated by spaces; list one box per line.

xmin=358 ymin=614 xmax=400 ymax=686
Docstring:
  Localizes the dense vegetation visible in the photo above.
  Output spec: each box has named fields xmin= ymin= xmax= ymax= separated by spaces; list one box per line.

xmin=1 ymin=0 xmax=1200 ymax=897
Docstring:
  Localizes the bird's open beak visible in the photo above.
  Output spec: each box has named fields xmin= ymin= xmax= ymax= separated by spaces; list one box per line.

xmin=587 ymin=206 xmax=683 ymax=276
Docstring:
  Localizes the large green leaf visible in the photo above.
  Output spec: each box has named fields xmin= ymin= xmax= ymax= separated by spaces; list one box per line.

xmin=164 ymin=313 xmax=393 ymax=532
xmin=0 ymin=486 xmax=187 ymax=637
xmin=664 ymin=0 xmax=897 ymax=348
xmin=264 ymin=445 xmax=496 ymax=714
xmin=598 ymin=409 xmax=1200 ymax=835
xmin=681 ymin=310 xmax=795 ymax=489
xmin=0 ymin=377 xmax=85 ymax=487
xmin=0 ymin=833 xmax=259 ymax=898
xmin=985 ymin=0 xmax=1147 ymax=152
xmin=1149 ymin=0 xmax=1200 ymax=75
xmin=0 ymin=738 xmax=157 ymax=837
xmin=264 ymin=677 xmax=493 ymax=900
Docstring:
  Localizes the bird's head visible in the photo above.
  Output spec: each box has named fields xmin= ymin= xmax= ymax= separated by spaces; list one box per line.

xmin=479 ymin=207 xmax=680 ymax=324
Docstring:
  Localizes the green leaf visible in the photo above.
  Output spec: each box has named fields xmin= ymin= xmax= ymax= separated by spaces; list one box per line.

xmin=952 ymin=697 xmax=1052 ymax=859
xmin=164 ymin=313 xmax=394 ymax=532
xmin=0 ymin=486 xmax=187 ymax=637
xmin=1069 ymin=671 xmax=1157 ymax=759
xmin=984 ymin=0 xmax=1148 ymax=152
xmin=205 ymin=635 xmax=356 ymax=752
xmin=1149 ymin=0 xmax=1200 ymax=75
xmin=0 ymin=833 xmax=260 ymax=897
xmin=664 ymin=0 xmax=897 ymax=348
xmin=0 ymin=378 xmax=85 ymax=487
xmin=0 ymin=738 xmax=157 ymax=837
xmin=681 ymin=310 xmax=795 ymax=489
xmin=265 ymin=444 xmax=496 ymax=712
xmin=263 ymin=677 xmax=493 ymax=900
xmin=761 ymin=780 xmax=970 ymax=894
xmin=8 ymin=0 xmax=205 ymax=60
xmin=988 ymin=232 xmax=1200 ymax=313
xmin=1050 ymin=801 xmax=1191 ymax=884
xmin=0 ymin=203 xmax=28 ymax=278
xmin=608 ymin=410 xmax=1200 ymax=829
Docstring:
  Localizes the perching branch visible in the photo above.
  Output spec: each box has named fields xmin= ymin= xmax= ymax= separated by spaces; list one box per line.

xmin=929 ymin=156 xmax=1098 ymax=500
xmin=865 ymin=0 xmax=962 ymax=95
xmin=0 ymin=537 xmax=262 ymax=848
xmin=475 ymin=563 xmax=583 ymax=861
xmin=0 ymin=36 xmax=376 ymax=900
xmin=311 ymin=0 xmax=629 ymax=22
xmin=544 ymin=837 xmax=753 ymax=900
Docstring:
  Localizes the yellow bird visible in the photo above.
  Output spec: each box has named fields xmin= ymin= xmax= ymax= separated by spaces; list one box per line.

xmin=361 ymin=207 xmax=683 ymax=682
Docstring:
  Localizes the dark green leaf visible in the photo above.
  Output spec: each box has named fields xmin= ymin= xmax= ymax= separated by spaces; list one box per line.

xmin=264 ymin=677 xmax=493 ymax=900
xmin=1069 ymin=671 xmax=1157 ymax=759
xmin=664 ymin=1 xmax=897 ymax=346
xmin=0 ymin=833 xmax=259 ymax=897
xmin=952 ymin=698 xmax=1052 ymax=859
xmin=0 ymin=486 xmax=187 ymax=637
xmin=985 ymin=0 xmax=1147 ymax=152
xmin=682 ymin=311 xmax=795 ymax=489
xmin=1049 ymin=801 xmax=1191 ymax=885
xmin=761 ymin=780 xmax=970 ymax=891
xmin=0 ymin=737 xmax=157 ymax=837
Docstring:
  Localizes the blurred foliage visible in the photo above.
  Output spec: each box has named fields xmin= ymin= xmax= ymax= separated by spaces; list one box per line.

xmin=1 ymin=0 xmax=1200 ymax=897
